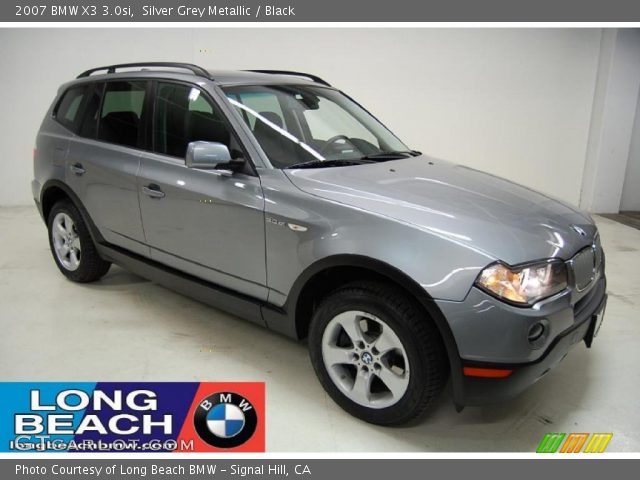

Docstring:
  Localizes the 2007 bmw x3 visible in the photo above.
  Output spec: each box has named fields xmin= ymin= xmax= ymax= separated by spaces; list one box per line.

xmin=33 ymin=63 xmax=607 ymax=425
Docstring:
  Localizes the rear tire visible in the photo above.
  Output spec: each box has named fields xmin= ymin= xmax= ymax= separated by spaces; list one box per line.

xmin=47 ymin=200 xmax=110 ymax=283
xmin=309 ymin=281 xmax=448 ymax=425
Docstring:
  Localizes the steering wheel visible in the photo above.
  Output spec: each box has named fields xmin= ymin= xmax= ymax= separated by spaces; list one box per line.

xmin=319 ymin=135 xmax=353 ymax=155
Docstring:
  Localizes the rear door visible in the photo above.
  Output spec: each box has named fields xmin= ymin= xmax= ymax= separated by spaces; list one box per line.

xmin=65 ymin=80 xmax=149 ymax=256
xmin=137 ymin=81 xmax=267 ymax=299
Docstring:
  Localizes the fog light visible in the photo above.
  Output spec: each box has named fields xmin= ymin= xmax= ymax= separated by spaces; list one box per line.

xmin=528 ymin=320 xmax=549 ymax=349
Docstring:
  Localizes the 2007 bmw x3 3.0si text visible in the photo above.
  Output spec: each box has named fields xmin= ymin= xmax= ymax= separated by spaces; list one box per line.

xmin=32 ymin=63 xmax=607 ymax=425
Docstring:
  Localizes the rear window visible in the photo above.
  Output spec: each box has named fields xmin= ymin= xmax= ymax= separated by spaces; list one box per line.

xmin=54 ymin=86 xmax=86 ymax=133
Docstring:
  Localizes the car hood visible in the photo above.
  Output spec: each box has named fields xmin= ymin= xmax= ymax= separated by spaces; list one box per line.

xmin=284 ymin=156 xmax=596 ymax=264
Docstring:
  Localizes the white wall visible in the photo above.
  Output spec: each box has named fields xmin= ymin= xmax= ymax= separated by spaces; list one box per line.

xmin=620 ymin=92 xmax=640 ymax=211
xmin=0 ymin=28 xmax=605 ymax=206
xmin=580 ymin=29 xmax=640 ymax=213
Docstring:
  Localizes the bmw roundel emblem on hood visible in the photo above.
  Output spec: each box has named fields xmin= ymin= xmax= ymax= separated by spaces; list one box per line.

xmin=571 ymin=225 xmax=587 ymax=237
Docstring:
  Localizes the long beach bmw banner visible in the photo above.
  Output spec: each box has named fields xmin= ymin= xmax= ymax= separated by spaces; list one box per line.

xmin=0 ymin=383 xmax=265 ymax=453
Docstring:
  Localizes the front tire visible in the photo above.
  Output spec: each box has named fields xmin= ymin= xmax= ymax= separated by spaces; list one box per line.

xmin=47 ymin=200 xmax=110 ymax=283
xmin=309 ymin=281 xmax=448 ymax=425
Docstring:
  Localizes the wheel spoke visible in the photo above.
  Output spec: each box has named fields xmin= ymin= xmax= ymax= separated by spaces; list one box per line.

xmin=323 ymin=344 xmax=354 ymax=366
xmin=52 ymin=234 xmax=63 ymax=248
xmin=69 ymin=248 xmax=79 ymax=266
xmin=334 ymin=312 xmax=365 ymax=345
xmin=372 ymin=327 xmax=401 ymax=355
xmin=55 ymin=221 xmax=66 ymax=236
xmin=376 ymin=365 xmax=408 ymax=399
xmin=350 ymin=369 xmax=373 ymax=404
xmin=63 ymin=215 xmax=74 ymax=234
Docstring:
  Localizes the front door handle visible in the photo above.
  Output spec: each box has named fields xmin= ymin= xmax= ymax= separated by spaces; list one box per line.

xmin=142 ymin=185 xmax=165 ymax=199
xmin=70 ymin=163 xmax=85 ymax=176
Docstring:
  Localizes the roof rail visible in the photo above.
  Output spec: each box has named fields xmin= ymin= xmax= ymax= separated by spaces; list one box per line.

xmin=77 ymin=62 xmax=212 ymax=79
xmin=246 ymin=70 xmax=331 ymax=87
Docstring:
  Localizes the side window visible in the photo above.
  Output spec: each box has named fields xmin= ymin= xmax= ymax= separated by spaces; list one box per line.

xmin=97 ymin=81 xmax=147 ymax=148
xmin=153 ymin=82 xmax=237 ymax=158
xmin=189 ymin=94 xmax=213 ymax=114
xmin=54 ymin=86 xmax=86 ymax=133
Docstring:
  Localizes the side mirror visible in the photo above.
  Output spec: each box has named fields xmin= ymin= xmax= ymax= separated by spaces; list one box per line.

xmin=186 ymin=141 xmax=240 ymax=171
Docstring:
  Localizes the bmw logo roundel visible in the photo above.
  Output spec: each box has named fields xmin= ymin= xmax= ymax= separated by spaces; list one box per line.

xmin=194 ymin=392 xmax=258 ymax=448
xmin=571 ymin=225 xmax=587 ymax=237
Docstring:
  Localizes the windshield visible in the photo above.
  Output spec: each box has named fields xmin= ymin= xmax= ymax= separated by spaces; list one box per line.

xmin=223 ymin=85 xmax=409 ymax=168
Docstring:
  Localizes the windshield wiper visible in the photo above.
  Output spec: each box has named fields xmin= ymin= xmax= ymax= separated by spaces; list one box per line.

xmin=359 ymin=150 xmax=422 ymax=160
xmin=285 ymin=159 xmax=369 ymax=169
xmin=285 ymin=150 xmax=422 ymax=169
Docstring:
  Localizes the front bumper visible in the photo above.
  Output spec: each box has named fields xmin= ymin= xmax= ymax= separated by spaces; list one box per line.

xmin=454 ymin=276 xmax=606 ymax=405
xmin=463 ymin=284 xmax=606 ymax=405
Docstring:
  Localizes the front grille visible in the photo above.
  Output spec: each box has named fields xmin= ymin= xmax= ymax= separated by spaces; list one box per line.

xmin=570 ymin=241 xmax=601 ymax=292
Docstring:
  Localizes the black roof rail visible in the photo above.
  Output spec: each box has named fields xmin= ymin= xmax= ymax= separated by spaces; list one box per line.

xmin=77 ymin=62 xmax=212 ymax=79
xmin=246 ymin=70 xmax=331 ymax=87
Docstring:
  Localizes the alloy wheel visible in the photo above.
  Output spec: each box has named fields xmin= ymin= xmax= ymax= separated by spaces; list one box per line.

xmin=321 ymin=310 xmax=410 ymax=409
xmin=51 ymin=212 xmax=81 ymax=271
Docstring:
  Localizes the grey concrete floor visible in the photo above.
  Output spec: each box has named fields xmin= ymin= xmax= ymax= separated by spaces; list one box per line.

xmin=1 ymin=206 xmax=639 ymax=452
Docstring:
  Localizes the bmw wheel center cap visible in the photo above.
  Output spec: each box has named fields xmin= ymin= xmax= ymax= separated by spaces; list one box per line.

xmin=362 ymin=352 xmax=373 ymax=365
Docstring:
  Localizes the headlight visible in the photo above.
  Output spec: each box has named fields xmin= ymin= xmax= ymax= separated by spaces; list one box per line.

xmin=476 ymin=260 xmax=567 ymax=306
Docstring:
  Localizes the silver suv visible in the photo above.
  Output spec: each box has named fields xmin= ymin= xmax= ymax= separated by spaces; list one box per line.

xmin=33 ymin=63 xmax=607 ymax=425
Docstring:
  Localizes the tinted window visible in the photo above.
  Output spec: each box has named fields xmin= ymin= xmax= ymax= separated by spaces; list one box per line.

xmin=153 ymin=82 xmax=238 ymax=158
xmin=97 ymin=81 xmax=147 ymax=148
xmin=54 ymin=86 xmax=86 ymax=132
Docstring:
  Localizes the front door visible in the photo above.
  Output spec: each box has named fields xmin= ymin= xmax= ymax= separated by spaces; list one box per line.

xmin=137 ymin=81 xmax=267 ymax=300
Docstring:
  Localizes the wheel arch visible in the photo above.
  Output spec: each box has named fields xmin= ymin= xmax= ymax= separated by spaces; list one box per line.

xmin=278 ymin=254 xmax=464 ymax=404
xmin=40 ymin=180 xmax=104 ymax=244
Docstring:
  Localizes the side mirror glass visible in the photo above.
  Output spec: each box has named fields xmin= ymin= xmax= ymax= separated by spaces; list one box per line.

xmin=186 ymin=141 xmax=232 ymax=169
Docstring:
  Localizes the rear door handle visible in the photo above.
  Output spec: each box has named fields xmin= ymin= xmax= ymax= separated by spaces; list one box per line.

xmin=142 ymin=185 xmax=165 ymax=199
xmin=70 ymin=163 xmax=85 ymax=176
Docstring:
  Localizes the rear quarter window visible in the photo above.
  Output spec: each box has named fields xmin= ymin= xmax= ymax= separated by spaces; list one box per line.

xmin=53 ymin=86 xmax=86 ymax=133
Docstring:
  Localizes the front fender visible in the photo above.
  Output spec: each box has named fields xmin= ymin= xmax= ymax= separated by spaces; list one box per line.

xmin=260 ymin=170 xmax=493 ymax=305
xmin=259 ymin=169 xmax=487 ymax=409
